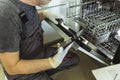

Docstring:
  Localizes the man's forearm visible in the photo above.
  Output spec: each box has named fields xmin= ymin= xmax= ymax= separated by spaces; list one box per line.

xmin=10 ymin=58 xmax=53 ymax=75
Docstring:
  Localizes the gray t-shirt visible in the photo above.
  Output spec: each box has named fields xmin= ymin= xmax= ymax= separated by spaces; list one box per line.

xmin=0 ymin=0 xmax=43 ymax=54
xmin=0 ymin=1 xmax=21 ymax=53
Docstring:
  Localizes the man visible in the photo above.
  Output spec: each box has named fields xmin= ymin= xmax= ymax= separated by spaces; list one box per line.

xmin=0 ymin=0 xmax=80 ymax=80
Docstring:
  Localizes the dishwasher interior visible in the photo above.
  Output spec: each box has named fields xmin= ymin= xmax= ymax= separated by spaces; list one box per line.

xmin=66 ymin=0 xmax=120 ymax=65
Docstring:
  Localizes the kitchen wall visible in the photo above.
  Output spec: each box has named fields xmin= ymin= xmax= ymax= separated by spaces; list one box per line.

xmin=36 ymin=0 xmax=67 ymax=44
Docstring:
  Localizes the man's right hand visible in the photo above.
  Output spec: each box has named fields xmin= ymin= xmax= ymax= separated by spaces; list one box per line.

xmin=48 ymin=42 xmax=74 ymax=68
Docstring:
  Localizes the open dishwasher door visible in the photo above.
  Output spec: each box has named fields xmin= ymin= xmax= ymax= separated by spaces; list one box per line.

xmin=46 ymin=0 xmax=120 ymax=66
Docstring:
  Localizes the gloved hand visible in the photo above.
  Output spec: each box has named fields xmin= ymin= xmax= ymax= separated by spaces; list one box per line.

xmin=44 ymin=10 xmax=63 ymax=24
xmin=49 ymin=42 xmax=74 ymax=68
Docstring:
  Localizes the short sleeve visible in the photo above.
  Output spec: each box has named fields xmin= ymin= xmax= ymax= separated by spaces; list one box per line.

xmin=0 ymin=16 xmax=21 ymax=53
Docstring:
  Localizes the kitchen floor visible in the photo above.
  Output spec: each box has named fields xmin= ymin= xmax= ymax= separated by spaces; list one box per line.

xmin=52 ymin=49 xmax=105 ymax=80
xmin=0 ymin=49 xmax=105 ymax=80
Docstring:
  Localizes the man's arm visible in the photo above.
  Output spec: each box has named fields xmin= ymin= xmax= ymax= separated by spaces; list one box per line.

xmin=0 ymin=42 xmax=74 ymax=75
xmin=0 ymin=52 xmax=53 ymax=75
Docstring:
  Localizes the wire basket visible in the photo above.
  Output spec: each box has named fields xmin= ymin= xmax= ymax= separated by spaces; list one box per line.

xmin=67 ymin=0 xmax=120 ymax=58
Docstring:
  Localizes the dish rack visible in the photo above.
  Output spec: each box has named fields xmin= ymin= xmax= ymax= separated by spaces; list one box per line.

xmin=66 ymin=0 xmax=120 ymax=60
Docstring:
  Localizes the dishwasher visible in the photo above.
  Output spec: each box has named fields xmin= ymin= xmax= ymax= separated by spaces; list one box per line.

xmin=46 ymin=0 xmax=120 ymax=66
